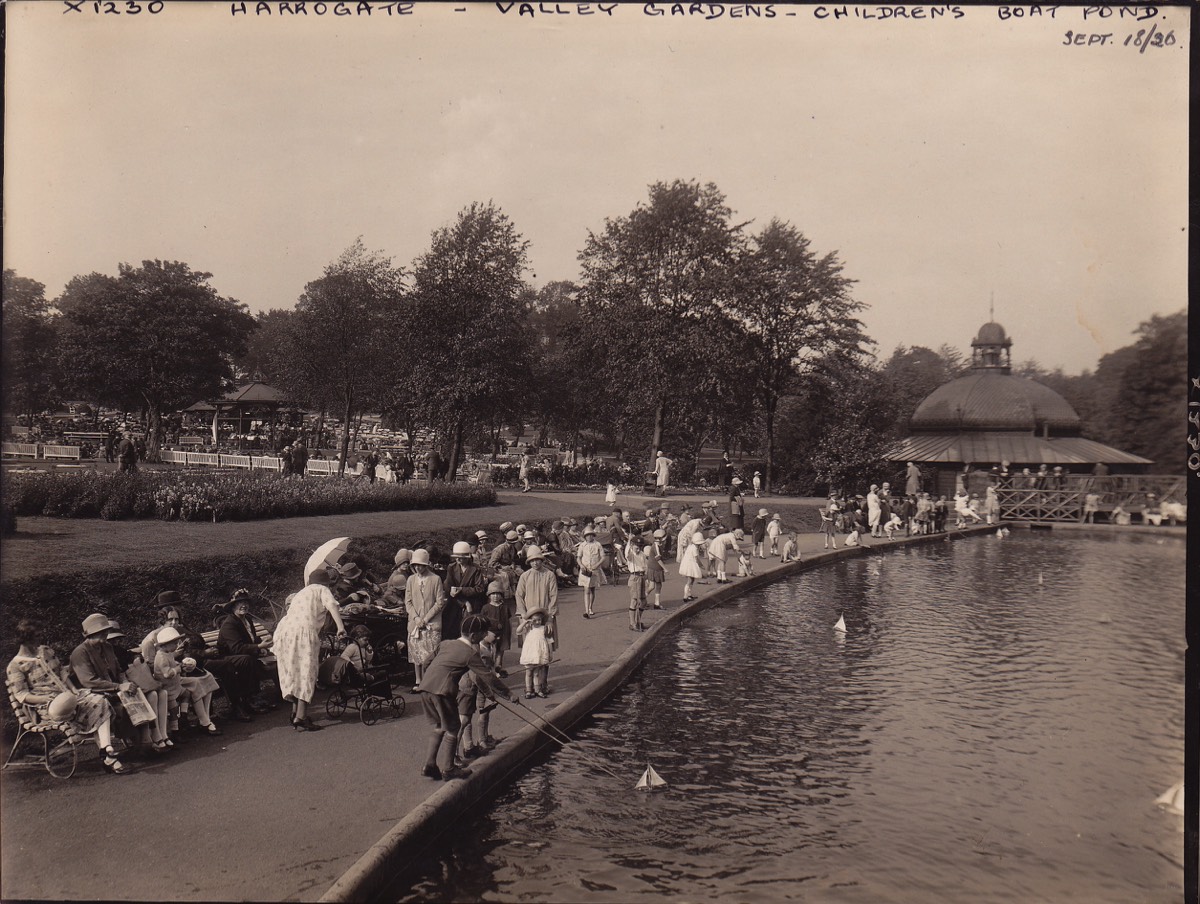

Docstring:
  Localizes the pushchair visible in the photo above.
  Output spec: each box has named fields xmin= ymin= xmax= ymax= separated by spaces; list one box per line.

xmin=321 ymin=630 xmax=406 ymax=725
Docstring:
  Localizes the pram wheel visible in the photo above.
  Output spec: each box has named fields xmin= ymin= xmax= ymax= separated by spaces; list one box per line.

xmin=388 ymin=695 xmax=406 ymax=718
xmin=326 ymin=688 xmax=348 ymax=719
xmin=360 ymin=696 xmax=382 ymax=726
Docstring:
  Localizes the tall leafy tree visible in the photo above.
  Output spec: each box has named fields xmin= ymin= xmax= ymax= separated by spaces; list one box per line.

xmin=2 ymin=270 xmax=60 ymax=425
xmin=729 ymin=219 xmax=867 ymax=491
xmin=883 ymin=344 xmax=964 ymax=434
xmin=56 ymin=261 xmax=256 ymax=460
xmin=287 ymin=239 xmax=407 ymax=476
xmin=578 ymin=180 xmax=747 ymax=471
xmin=406 ymin=202 xmax=534 ymax=478
xmin=236 ymin=308 xmax=298 ymax=384
xmin=1095 ymin=310 xmax=1186 ymax=471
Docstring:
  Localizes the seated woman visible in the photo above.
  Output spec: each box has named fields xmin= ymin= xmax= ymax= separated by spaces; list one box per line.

xmin=7 ymin=619 xmax=128 ymax=774
xmin=214 ymin=589 xmax=277 ymax=721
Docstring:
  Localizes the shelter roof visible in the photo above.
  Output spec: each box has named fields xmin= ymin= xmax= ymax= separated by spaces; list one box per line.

xmin=184 ymin=382 xmax=286 ymax=413
xmin=910 ymin=372 xmax=1080 ymax=433
xmin=887 ymin=432 xmax=1152 ymax=466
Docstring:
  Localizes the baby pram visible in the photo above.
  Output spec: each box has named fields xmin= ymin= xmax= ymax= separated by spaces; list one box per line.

xmin=320 ymin=633 xmax=406 ymax=725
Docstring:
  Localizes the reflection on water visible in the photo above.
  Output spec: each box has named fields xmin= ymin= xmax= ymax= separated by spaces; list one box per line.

xmin=391 ymin=533 xmax=1185 ymax=903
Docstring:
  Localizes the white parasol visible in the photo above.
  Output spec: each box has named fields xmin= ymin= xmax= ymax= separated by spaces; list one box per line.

xmin=304 ymin=537 xmax=352 ymax=585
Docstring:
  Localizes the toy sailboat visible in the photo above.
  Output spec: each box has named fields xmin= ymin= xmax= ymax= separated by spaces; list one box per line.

xmin=635 ymin=764 xmax=667 ymax=792
xmin=834 ymin=613 xmax=846 ymax=633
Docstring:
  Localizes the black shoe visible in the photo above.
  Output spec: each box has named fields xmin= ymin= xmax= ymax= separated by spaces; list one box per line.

xmin=421 ymin=764 xmax=441 ymax=780
xmin=293 ymin=719 xmax=323 ymax=732
xmin=442 ymin=766 xmax=472 ymax=781
xmin=496 ymin=669 xmax=508 ymax=678
xmin=462 ymin=745 xmax=485 ymax=759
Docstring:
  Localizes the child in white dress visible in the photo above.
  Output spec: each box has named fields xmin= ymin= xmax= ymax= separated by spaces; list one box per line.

xmin=766 ymin=514 xmax=782 ymax=556
xmin=678 ymin=533 xmax=706 ymax=601
xmin=883 ymin=513 xmax=903 ymax=540
xmin=519 ymin=609 xmax=552 ymax=699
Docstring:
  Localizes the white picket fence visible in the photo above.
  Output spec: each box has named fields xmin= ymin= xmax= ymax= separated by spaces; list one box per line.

xmin=1 ymin=442 xmax=40 ymax=458
xmin=2 ymin=442 xmax=80 ymax=460
xmin=41 ymin=445 xmax=82 ymax=461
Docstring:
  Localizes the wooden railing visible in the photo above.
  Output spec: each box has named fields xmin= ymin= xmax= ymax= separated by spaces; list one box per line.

xmin=996 ymin=474 xmax=1185 ymax=523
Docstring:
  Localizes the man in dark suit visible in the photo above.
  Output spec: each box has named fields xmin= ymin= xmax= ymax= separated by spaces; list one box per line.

xmin=419 ymin=615 xmax=519 ymax=782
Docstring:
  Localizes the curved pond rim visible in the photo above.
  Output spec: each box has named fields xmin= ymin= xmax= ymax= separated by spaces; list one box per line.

xmin=317 ymin=521 xmax=1180 ymax=903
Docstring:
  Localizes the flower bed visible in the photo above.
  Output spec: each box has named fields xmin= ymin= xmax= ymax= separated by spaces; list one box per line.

xmin=1 ymin=470 xmax=496 ymax=522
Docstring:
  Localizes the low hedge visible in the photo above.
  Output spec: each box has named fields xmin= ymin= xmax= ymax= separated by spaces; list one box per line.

xmin=1 ymin=470 xmax=496 ymax=522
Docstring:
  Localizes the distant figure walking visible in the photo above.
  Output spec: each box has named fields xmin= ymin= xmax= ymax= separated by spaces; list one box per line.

xmin=905 ymin=461 xmax=921 ymax=496
xmin=653 ymin=451 xmax=673 ymax=497
xmin=117 ymin=432 xmax=138 ymax=474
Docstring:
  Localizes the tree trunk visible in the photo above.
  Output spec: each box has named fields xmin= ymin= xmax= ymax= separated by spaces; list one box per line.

xmin=337 ymin=389 xmax=353 ymax=478
xmin=765 ymin=393 xmax=777 ymax=495
xmin=314 ymin=410 xmax=325 ymax=451
xmin=447 ymin=416 xmax=465 ymax=482
xmin=145 ymin=403 xmax=163 ymax=463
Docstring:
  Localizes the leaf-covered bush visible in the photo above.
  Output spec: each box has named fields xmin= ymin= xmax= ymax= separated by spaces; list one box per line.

xmin=2 ymin=470 xmax=497 ymax=523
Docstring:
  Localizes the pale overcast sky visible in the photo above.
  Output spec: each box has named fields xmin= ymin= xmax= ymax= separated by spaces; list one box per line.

xmin=4 ymin=1 xmax=1188 ymax=375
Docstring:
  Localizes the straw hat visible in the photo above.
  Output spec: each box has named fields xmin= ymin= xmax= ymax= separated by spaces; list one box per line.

xmin=410 ymin=549 xmax=431 ymax=567
xmin=583 ymin=525 xmax=597 ymax=537
xmin=486 ymin=580 xmax=504 ymax=596
xmin=156 ymin=626 xmax=182 ymax=646
xmin=81 ymin=613 xmax=116 ymax=637
xmin=48 ymin=692 xmax=78 ymax=722
xmin=394 ymin=548 xmax=412 ymax=566
xmin=452 ymin=541 xmax=472 ymax=557
xmin=523 ymin=607 xmax=547 ymax=620
xmin=524 ymin=545 xmax=545 ymax=561
xmin=505 ymin=530 xmax=519 ymax=541
xmin=758 ymin=508 xmax=769 ymax=517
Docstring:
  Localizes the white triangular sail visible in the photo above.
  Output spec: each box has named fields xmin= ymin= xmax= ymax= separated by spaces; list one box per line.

xmin=635 ymin=764 xmax=667 ymax=791
xmin=834 ymin=614 xmax=846 ymax=633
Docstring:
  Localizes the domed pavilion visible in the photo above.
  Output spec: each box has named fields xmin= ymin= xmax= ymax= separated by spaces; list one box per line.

xmin=888 ymin=320 xmax=1151 ymax=497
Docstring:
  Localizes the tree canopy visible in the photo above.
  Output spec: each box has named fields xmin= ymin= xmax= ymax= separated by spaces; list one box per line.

xmin=55 ymin=260 xmax=255 ymax=459
xmin=2 ymin=269 xmax=59 ymax=423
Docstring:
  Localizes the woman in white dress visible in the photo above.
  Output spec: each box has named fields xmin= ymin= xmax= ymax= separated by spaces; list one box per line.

xmin=274 ymin=567 xmax=346 ymax=731
xmin=678 ymin=533 xmax=707 ymax=602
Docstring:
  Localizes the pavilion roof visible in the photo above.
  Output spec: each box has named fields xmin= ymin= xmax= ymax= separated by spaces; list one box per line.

xmin=887 ymin=432 xmax=1152 ymax=467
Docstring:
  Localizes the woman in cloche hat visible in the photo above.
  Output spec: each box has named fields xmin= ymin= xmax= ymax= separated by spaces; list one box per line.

xmin=8 ymin=618 xmax=127 ymax=773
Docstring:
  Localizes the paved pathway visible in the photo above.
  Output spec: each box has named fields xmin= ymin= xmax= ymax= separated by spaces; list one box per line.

xmin=1 ymin=488 xmax=835 ymax=901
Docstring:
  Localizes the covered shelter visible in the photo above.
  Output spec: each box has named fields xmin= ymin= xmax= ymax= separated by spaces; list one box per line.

xmin=888 ymin=320 xmax=1151 ymax=498
xmin=183 ymin=382 xmax=289 ymax=448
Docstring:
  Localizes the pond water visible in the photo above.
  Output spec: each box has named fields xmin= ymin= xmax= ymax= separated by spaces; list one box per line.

xmin=391 ymin=532 xmax=1186 ymax=903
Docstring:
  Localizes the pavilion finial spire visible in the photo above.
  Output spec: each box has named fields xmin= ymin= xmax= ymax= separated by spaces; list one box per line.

xmin=989 ymin=291 xmax=994 ymax=322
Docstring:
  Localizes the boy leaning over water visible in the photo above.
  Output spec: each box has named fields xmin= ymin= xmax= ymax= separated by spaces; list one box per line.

xmin=420 ymin=615 xmax=520 ymax=782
